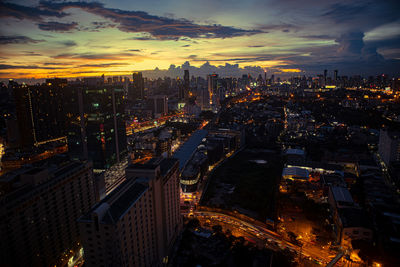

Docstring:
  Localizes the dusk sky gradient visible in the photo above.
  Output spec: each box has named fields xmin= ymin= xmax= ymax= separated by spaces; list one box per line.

xmin=0 ymin=0 xmax=399 ymax=81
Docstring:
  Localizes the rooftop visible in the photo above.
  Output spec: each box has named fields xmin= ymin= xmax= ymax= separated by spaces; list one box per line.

xmin=173 ymin=129 xmax=208 ymax=171
xmin=282 ymin=167 xmax=309 ymax=179
xmin=107 ymin=182 xmax=148 ymax=222
xmin=331 ymin=186 xmax=354 ymax=204
xmin=285 ymin=148 xmax=305 ymax=156
xmin=80 ymin=179 xmax=148 ymax=224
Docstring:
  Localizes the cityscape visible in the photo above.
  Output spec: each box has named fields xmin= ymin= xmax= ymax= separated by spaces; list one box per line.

xmin=1 ymin=1 xmax=400 ymax=267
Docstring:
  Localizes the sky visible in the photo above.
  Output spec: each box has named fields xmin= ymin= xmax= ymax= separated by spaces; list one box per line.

xmin=0 ymin=0 xmax=399 ymax=81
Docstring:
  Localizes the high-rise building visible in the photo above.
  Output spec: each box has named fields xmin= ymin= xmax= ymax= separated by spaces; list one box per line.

xmin=78 ymin=157 xmax=182 ymax=267
xmin=63 ymin=84 xmax=127 ymax=170
xmin=183 ymin=69 xmax=190 ymax=101
xmin=81 ymin=86 xmax=127 ymax=170
xmin=147 ymin=95 xmax=168 ymax=117
xmin=129 ymin=72 xmax=144 ymax=101
xmin=324 ymin=69 xmax=328 ymax=86
xmin=334 ymin=70 xmax=338 ymax=83
xmin=11 ymin=82 xmax=66 ymax=148
xmin=379 ymin=129 xmax=400 ymax=166
xmin=207 ymin=74 xmax=219 ymax=107
xmin=0 ymin=156 xmax=99 ymax=267
xmin=264 ymin=71 xmax=267 ymax=85
xmin=198 ymin=87 xmax=210 ymax=110
xmin=392 ymin=77 xmax=400 ymax=91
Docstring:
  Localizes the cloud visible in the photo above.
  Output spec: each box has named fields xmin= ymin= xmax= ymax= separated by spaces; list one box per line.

xmin=335 ymin=32 xmax=365 ymax=55
xmin=141 ymin=61 xmax=267 ymax=79
xmin=39 ymin=1 xmax=260 ymax=39
xmin=22 ymin=51 xmax=42 ymax=56
xmin=255 ymin=23 xmax=299 ymax=32
xmin=59 ymin=40 xmax=77 ymax=47
xmin=301 ymin=35 xmax=334 ymax=40
xmin=322 ymin=2 xmax=368 ymax=22
xmin=79 ymin=21 xmax=117 ymax=32
xmin=78 ymin=63 xmax=129 ymax=67
xmin=52 ymin=52 xmax=140 ymax=60
xmin=0 ymin=1 xmax=67 ymax=22
xmin=0 ymin=35 xmax=44 ymax=44
xmin=0 ymin=64 xmax=66 ymax=70
xmin=42 ymin=62 xmax=71 ymax=66
xmin=37 ymin=21 xmax=78 ymax=32
xmin=127 ymin=34 xmax=158 ymax=41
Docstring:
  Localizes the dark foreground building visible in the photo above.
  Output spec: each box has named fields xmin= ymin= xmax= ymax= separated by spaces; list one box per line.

xmin=0 ymin=155 xmax=98 ymax=266
xmin=78 ymin=157 xmax=182 ymax=267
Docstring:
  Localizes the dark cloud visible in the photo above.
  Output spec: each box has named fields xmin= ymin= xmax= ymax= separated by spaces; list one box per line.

xmin=301 ymin=35 xmax=334 ymax=40
xmin=255 ymin=23 xmax=299 ymax=32
xmin=37 ymin=21 xmax=78 ymax=32
xmin=22 ymin=51 xmax=42 ymax=56
xmin=0 ymin=35 xmax=44 ymax=44
xmin=0 ymin=64 xmax=65 ymax=70
xmin=127 ymin=35 xmax=158 ymax=41
xmin=79 ymin=21 xmax=117 ymax=32
xmin=42 ymin=62 xmax=71 ymax=66
xmin=335 ymin=32 xmax=365 ymax=55
xmin=0 ymin=1 xmax=67 ymax=22
xmin=182 ymin=44 xmax=191 ymax=47
xmin=78 ymin=63 xmax=129 ymax=68
xmin=59 ymin=40 xmax=77 ymax=47
xmin=52 ymin=52 xmax=139 ymax=60
xmin=248 ymin=45 xmax=265 ymax=48
xmin=126 ymin=49 xmax=142 ymax=52
xmin=39 ymin=1 xmax=260 ymax=39
xmin=322 ymin=2 xmax=369 ymax=22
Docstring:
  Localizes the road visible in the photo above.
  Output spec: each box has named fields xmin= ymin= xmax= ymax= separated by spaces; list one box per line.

xmin=194 ymin=210 xmax=336 ymax=265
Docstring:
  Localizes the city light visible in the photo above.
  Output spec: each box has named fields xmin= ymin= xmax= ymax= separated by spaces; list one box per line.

xmin=1 ymin=1 xmax=399 ymax=266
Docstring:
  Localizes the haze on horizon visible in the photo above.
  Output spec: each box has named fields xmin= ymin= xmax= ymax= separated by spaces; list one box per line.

xmin=0 ymin=0 xmax=399 ymax=81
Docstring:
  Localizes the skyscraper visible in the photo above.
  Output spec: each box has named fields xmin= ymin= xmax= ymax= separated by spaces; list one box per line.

xmin=129 ymin=72 xmax=145 ymax=101
xmin=184 ymin=69 xmax=190 ymax=101
xmin=147 ymin=95 xmax=168 ymax=117
xmin=324 ymin=69 xmax=328 ymax=86
xmin=62 ymin=83 xmax=127 ymax=170
xmin=207 ymin=74 xmax=219 ymax=107
xmin=78 ymin=157 xmax=182 ymax=267
xmin=334 ymin=70 xmax=338 ymax=83
xmin=11 ymin=82 xmax=66 ymax=148
xmin=80 ymin=86 xmax=127 ymax=170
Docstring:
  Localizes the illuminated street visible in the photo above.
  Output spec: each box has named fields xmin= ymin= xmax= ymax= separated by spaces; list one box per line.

xmin=193 ymin=210 xmax=336 ymax=265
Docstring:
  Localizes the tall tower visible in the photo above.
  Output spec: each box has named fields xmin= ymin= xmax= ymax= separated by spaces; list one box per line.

xmin=184 ymin=69 xmax=190 ymax=101
xmin=264 ymin=70 xmax=267 ymax=85
xmin=334 ymin=70 xmax=338 ymax=83
xmin=131 ymin=72 xmax=144 ymax=100
xmin=207 ymin=74 xmax=219 ymax=106
xmin=324 ymin=69 xmax=328 ymax=86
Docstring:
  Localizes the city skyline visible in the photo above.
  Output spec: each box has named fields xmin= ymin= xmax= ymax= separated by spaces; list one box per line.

xmin=1 ymin=0 xmax=400 ymax=81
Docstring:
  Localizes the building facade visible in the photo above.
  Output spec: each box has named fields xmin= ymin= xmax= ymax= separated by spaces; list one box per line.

xmin=379 ymin=129 xmax=400 ymax=166
xmin=79 ymin=157 xmax=182 ymax=267
xmin=0 ymin=156 xmax=98 ymax=267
